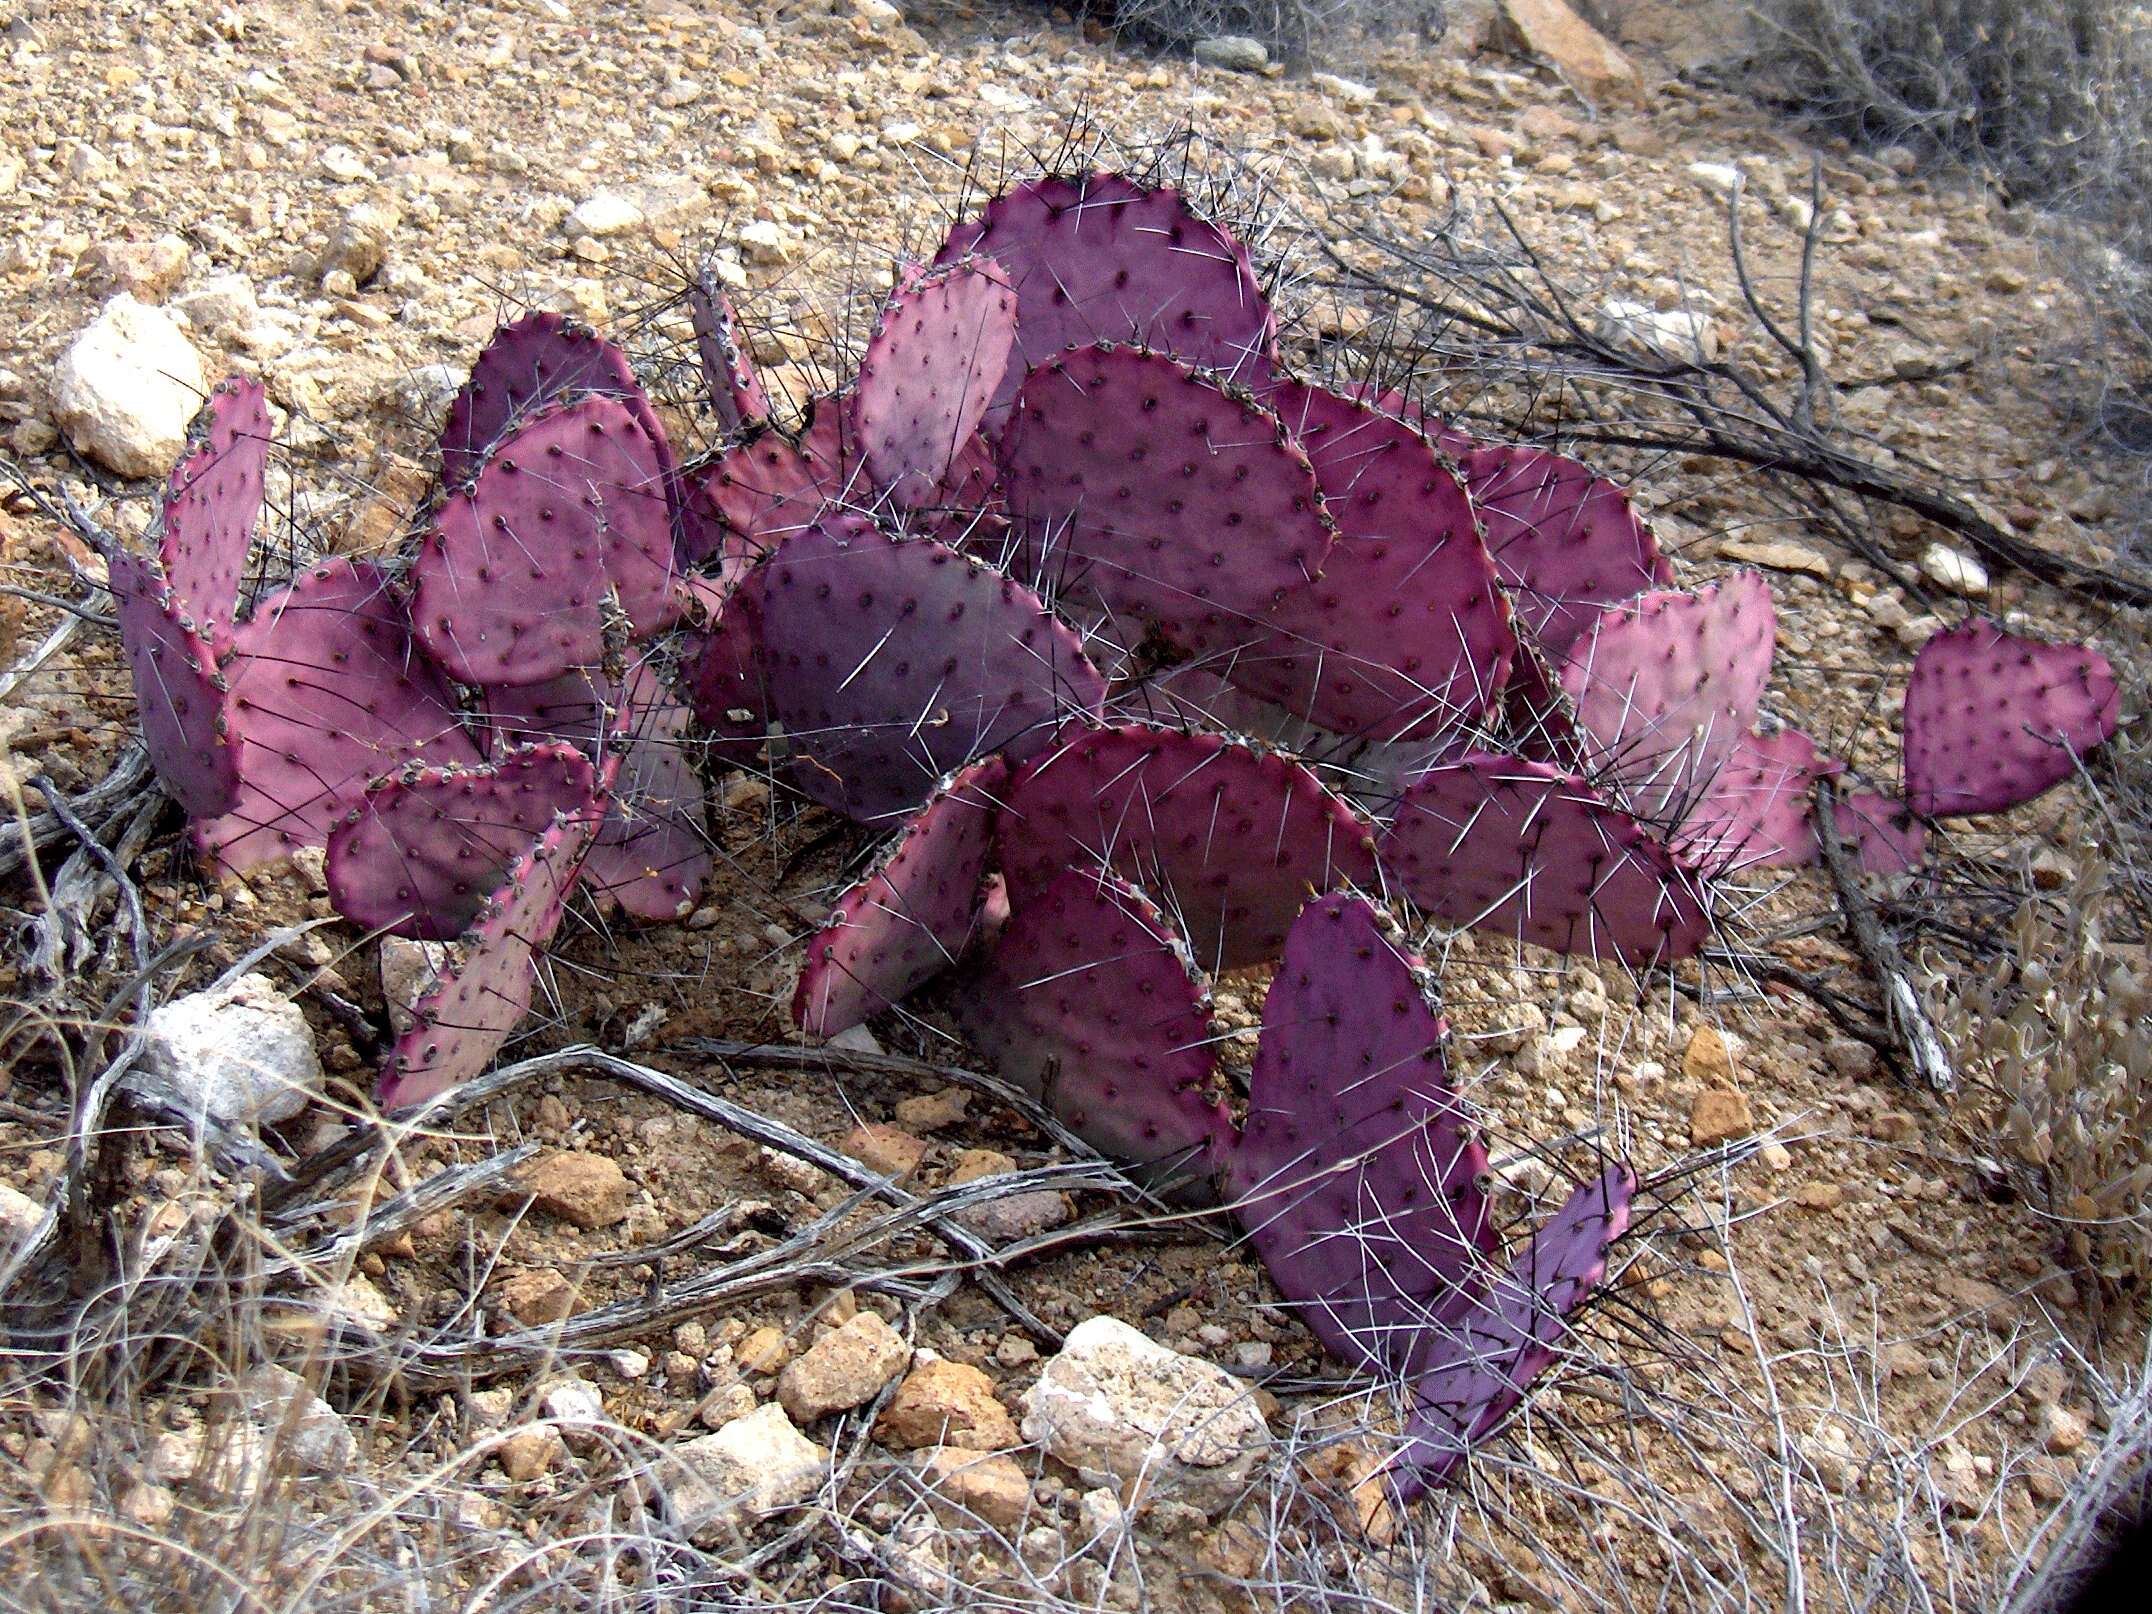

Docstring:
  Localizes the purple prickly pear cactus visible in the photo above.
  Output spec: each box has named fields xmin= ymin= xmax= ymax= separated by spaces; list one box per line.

xmin=1558 ymin=572 xmax=1775 ymax=828
xmin=758 ymin=514 xmax=1107 ymax=822
xmin=1901 ymin=620 xmax=2120 ymax=817
xmin=376 ymin=807 xmax=599 ymax=1111
xmin=683 ymin=404 xmax=848 ymax=566
xmin=1673 ymin=724 xmax=1841 ymax=873
xmin=795 ymin=757 xmax=1010 ymax=1037
xmin=1221 ymin=893 xmax=1494 ymax=1376
xmin=935 ymin=172 xmax=1278 ymax=423
xmin=578 ymin=658 xmax=711 ymax=921
xmin=439 ymin=313 xmax=675 ymax=493
xmin=107 ymin=547 xmax=242 ymax=819
xmin=158 ymin=375 xmax=270 ymax=659
xmin=685 ymin=570 xmax=773 ymax=769
xmin=689 ymin=269 xmax=771 ymax=436
xmin=1455 ymin=443 xmax=1674 ymax=656
xmin=195 ymin=559 xmax=480 ymax=873
xmin=1389 ymin=1165 xmax=1635 ymax=1497
xmin=852 ymin=255 xmax=1017 ymax=509
xmin=997 ymin=723 xmax=1379 ymax=973
xmin=1380 ymin=752 xmax=1712 ymax=963
xmin=955 ymin=865 xmax=1231 ymax=1185
xmin=412 ymin=394 xmax=680 ymax=687
xmin=999 ymin=344 xmax=1334 ymax=655
xmin=1225 ymin=380 xmax=1516 ymax=742
xmin=326 ymin=743 xmax=599 ymax=941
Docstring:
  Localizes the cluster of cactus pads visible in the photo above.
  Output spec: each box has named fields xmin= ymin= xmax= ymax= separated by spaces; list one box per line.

xmin=109 ymin=171 xmax=2121 ymax=1494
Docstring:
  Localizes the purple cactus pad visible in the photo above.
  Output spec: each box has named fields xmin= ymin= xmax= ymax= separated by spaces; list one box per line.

xmin=758 ymin=514 xmax=1107 ymax=822
xmin=195 ymin=559 xmax=480 ymax=873
xmin=1455 ymin=443 xmax=1674 ymax=655
xmin=158 ymin=375 xmax=270 ymax=659
xmin=1380 ymin=752 xmax=1712 ymax=963
xmin=326 ymin=743 xmax=599 ymax=940
xmin=1390 ymin=1165 xmax=1635 ymax=1496
xmin=852 ymin=256 xmax=1017 ymax=508
xmin=683 ymin=404 xmax=849 ymax=566
xmin=578 ymin=658 xmax=711 ymax=921
xmin=1558 ymin=573 xmax=1775 ymax=828
xmin=1832 ymin=790 xmax=1928 ymax=875
xmin=996 ymin=723 xmax=1380 ymax=973
xmin=935 ymin=173 xmax=1278 ymax=423
xmin=689 ymin=272 xmax=772 ymax=436
xmin=999 ymin=344 xmax=1334 ymax=654
xmin=955 ymin=866 xmax=1231 ymax=1183
xmin=1222 ymin=893 xmax=1494 ymax=1375
xmin=1673 ymin=724 xmax=1842 ymax=873
xmin=376 ymin=808 xmax=598 ymax=1111
xmin=795 ymin=756 xmax=1011 ymax=1037
xmin=1901 ymin=620 xmax=2120 ymax=817
xmin=1226 ymin=380 xmax=1516 ymax=741
xmin=438 ymin=313 xmax=674 ymax=492
xmin=412 ymin=394 xmax=680 ymax=687
xmin=108 ymin=548 xmax=242 ymax=819
xmin=685 ymin=569 xmax=773 ymax=770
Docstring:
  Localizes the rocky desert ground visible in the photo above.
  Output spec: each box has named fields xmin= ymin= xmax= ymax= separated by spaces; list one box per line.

xmin=0 ymin=1 xmax=2146 ymax=1611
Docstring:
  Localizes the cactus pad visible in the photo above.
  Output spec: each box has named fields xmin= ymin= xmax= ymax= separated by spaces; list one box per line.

xmin=689 ymin=271 xmax=771 ymax=435
xmin=439 ymin=313 xmax=670 ymax=489
xmin=578 ymin=659 xmax=711 ymax=921
xmin=1391 ymin=1165 xmax=1635 ymax=1495
xmin=376 ymin=807 xmax=597 ymax=1111
xmin=683 ymin=404 xmax=848 ymax=566
xmin=852 ymin=256 xmax=1017 ymax=508
xmin=1222 ymin=893 xmax=1494 ymax=1375
xmin=997 ymin=724 xmax=1379 ymax=972
xmin=1901 ymin=620 xmax=2120 ymax=817
xmin=158 ymin=376 xmax=270 ymax=658
xmin=1381 ymin=753 xmax=1712 ymax=963
xmin=197 ymin=560 xmax=480 ymax=873
xmin=1224 ymin=381 xmax=1515 ymax=741
xmin=999 ymin=345 xmax=1333 ymax=654
xmin=108 ymin=548 xmax=242 ymax=819
xmin=759 ymin=514 xmax=1107 ymax=822
xmin=1832 ymin=790 xmax=1928 ymax=875
xmin=795 ymin=757 xmax=1011 ymax=1037
xmin=412 ymin=395 xmax=679 ymax=687
xmin=685 ymin=570 xmax=773 ymax=769
xmin=936 ymin=173 xmax=1277 ymax=417
xmin=1457 ymin=443 xmax=1673 ymax=655
xmin=326 ymin=743 xmax=599 ymax=941
xmin=1673 ymin=724 xmax=1841 ymax=873
xmin=1558 ymin=573 xmax=1775 ymax=827
xmin=955 ymin=866 xmax=1230 ymax=1183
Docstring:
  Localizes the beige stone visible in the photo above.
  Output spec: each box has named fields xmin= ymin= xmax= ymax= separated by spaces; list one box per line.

xmin=842 ymin=1122 xmax=930 ymax=1180
xmin=495 ymin=1267 xmax=577 ymax=1325
xmin=736 ymin=1325 xmax=792 ymax=1376
xmin=917 ymin=1445 xmax=1031 ymax=1531
xmin=1491 ymin=0 xmax=1645 ymax=108
xmin=777 ymin=1312 xmax=911 ymax=1423
xmin=1689 ymin=1087 xmax=1754 ymax=1147
xmin=1682 ymin=1025 xmax=1739 ymax=1086
xmin=516 ymin=1151 xmax=629 ymax=1229
xmin=875 ymin=1358 xmax=1018 ymax=1451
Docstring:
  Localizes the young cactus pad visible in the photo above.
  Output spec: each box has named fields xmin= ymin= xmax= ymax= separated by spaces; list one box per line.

xmin=107 ymin=547 xmax=241 ymax=820
xmin=851 ymin=255 xmax=1017 ymax=509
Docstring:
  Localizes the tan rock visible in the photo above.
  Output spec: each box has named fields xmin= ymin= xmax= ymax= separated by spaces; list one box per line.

xmin=320 ymin=199 xmax=398 ymax=286
xmin=1794 ymin=1181 xmax=1844 ymax=1212
xmin=517 ymin=1151 xmax=629 ymax=1229
xmin=778 ymin=1312 xmax=911 ymax=1423
xmin=664 ymin=1403 xmax=827 ymax=1541
xmin=875 ymin=1358 xmax=1019 ymax=1451
xmin=1683 ymin=1025 xmax=1739 ymax=1086
xmin=498 ymin=1424 xmax=562 ymax=1481
xmin=1689 ymin=1087 xmax=1753 ymax=1147
xmin=91 ymin=234 xmax=192 ymax=301
xmin=495 ymin=1267 xmax=577 ymax=1325
xmin=2042 ymin=1404 xmax=2087 ymax=1456
xmin=917 ymin=1445 xmax=1031 ymax=1531
xmin=842 ymin=1122 xmax=930 ymax=1180
xmin=892 ymin=1088 xmax=970 ymax=1132
xmin=948 ymin=1148 xmax=1071 ymax=1242
xmin=1491 ymin=0 xmax=1645 ymax=108
xmin=736 ymin=1325 xmax=792 ymax=1376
